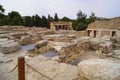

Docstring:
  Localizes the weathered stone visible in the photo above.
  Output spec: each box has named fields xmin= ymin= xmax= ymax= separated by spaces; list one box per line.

xmin=49 ymin=40 xmax=90 ymax=62
xmin=0 ymin=33 xmax=9 ymax=38
xmin=27 ymin=55 xmax=79 ymax=80
xmin=0 ymin=40 xmax=14 ymax=45
xmin=112 ymin=50 xmax=120 ymax=59
xmin=98 ymin=41 xmax=112 ymax=54
xmin=112 ymin=50 xmax=120 ymax=56
xmin=0 ymin=38 xmax=8 ymax=42
xmin=101 ymin=35 xmax=111 ymax=42
xmin=90 ymin=38 xmax=100 ymax=50
xmin=34 ymin=40 xmax=48 ymax=49
xmin=78 ymin=59 xmax=120 ymax=80
xmin=0 ymin=52 xmax=12 ymax=63
xmin=50 ymin=21 xmax=73 ymax=31
xmin=51 ymin=56 xmax=60 ymax=61
xmin=0 ymin=52 xmax=5 ymax=57
xmin=0 ymin=40 xmax=21 ymax=54
xmin=19 ymin=35 xmax=31 ymax=45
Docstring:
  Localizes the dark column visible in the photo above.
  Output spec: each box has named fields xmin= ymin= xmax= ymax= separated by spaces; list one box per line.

xmin=94 ymin=30 xmax=97 ymax=38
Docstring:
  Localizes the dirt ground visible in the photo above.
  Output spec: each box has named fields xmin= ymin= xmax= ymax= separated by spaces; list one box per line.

xmin=0 ymin=49 xmax=28 ymax=80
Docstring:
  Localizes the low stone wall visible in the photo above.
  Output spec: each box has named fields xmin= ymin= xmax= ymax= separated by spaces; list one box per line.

xmin=69 ymin=31 xmax=86 ymax=38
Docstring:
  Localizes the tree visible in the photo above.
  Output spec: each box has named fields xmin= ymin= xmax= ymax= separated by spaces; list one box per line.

xmin=54 ymin=13 xmax=59 ymax=22
xmin=89 ymin=12 xmax=96 ymax=23
xmin=34 ymin=14 xmax=41 ymax=27
xmin=61 ymin=16 xmax=71 ymax=21
xmin=0 ymin=4 xmax=5 ymax=13
xmin=47 ymin=14 xmax=51 ymax=28
xmin=47 ymin=14 xmax=53 ymax=28
xmin=41 ymin=15 xmax=47 ymax=27
xmin=73 ymin=10 xmax=96 ymax=31
xmin=24 ymin=16 xmax=32 ymax=27
xmin=31 ymin=15 xmax=35 ymax=27
xmin=8 ymin=11 xmax=23 ymax=25
xmin=0 ymin=4 xmax=5 ymax=26
xmin=77 ymin=10 xmax=87 ymax=23
xmin=74 ymin=10 xmax=88 ymax=31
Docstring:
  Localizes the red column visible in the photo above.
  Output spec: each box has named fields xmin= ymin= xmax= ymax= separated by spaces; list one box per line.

xmin=18 ymin=57 xmax=25 ymax=80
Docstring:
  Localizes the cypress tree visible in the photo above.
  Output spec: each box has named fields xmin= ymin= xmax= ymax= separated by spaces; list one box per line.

xmin=54 ymin=13 xmax=59 ymax=22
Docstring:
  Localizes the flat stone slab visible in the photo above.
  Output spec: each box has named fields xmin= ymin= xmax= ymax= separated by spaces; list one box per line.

xmin=0 ymin=55 xmax=12 ymax=63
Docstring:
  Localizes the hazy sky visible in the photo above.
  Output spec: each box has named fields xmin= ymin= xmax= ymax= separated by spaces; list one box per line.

xmin=0 ymin=0 xmax=120 ymax=19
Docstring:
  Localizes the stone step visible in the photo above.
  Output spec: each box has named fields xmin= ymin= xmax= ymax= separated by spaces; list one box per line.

xmin=0 ymin=42 xmax=21 ymax=54
xmin=0 ymin=34 xmax=9 ymax=38
xmin=0 ymin=40 xmax=14 ymax=45
xmin=0 ymin=41 xmax=20 ymax=47
xmin=0 ymin=39 xmax=21 ymax=53
xmin=0 ymin=38 xmax=8 ymax=43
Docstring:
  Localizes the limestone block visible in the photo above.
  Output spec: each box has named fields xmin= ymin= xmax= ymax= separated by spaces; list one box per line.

xmin=27 ymin=55 xmax=78 ymax=80
xmin=78 ymin=59 xmax=120 ymax=80
xmin=19 ymin=36 xmax=31 ymax=45
xmin=90 ymin=38 xmax=100 ymax=50
xmin=35 ymin=40 xmax=48 ymax=48
xmin=0 ymin=42 xmax=21 ymax=54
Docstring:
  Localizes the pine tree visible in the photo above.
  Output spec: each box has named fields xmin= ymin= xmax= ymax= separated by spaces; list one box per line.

xmin=8 ymin=11 xmax=23 ymax=26
xmin=75 ymin=10 xmax=88 ymax=31
xmin=34 ymin=14 xmax=41 ymax=27
xmin=47 ymin=14 xmax=51 ymax=28
xmin=0 ymin=4 xmax=5 ymax=13
xmin=54 ymin=13 xmax=59 ymax=22
xmin=89 ymin=12 xmax=96 ymax=23
xmin=0 ymin=4 xmax=5 ymax=26
xmin=24 ymin=16 xmax=32 ymax=27
xmin=61 ymin=16 xmax=71 ymax=21
xmin=31 ymin=15 xmax=35 ymax=27
xmin=41 ymin=15 xmax=47 ymax=27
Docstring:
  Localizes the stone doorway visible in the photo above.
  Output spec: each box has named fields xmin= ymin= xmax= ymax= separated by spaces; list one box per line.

xmin=87 ymin=30 xmax=91 ymax=36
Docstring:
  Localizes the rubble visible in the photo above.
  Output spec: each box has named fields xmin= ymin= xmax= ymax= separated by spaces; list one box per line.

xmin=94 ymin=28 xmax=120 ymax=58
xmin=49 ymin=38 xmax=90 ymax=62
xmin=112 ymin=50 xmax=120 ymax=59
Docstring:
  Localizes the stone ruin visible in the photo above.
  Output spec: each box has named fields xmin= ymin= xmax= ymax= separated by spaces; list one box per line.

xmin=50 ymin=21 xmax=73 ymax=31
xmin=90 ymin=27 xmax=120 ymax=59
xmin=0 ymin=25 xmax=120 ymax=61
xmin=0 ymin=25 xmax=120 ymax=80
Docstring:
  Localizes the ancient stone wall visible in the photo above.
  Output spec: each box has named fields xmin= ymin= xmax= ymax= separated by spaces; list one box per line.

xmin=50 ymin=21 xmax=73 ymax=31
xmin=70 ymin=31 xmax=86 ymax=38
xmin=87 ymin=17 xmax=120 ymax=38
xmin=88 ymin=17 xmax=120 ymax=30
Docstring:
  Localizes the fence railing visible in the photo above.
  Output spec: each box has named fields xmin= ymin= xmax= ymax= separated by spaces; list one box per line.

xmin=9 ymin=56 xmax=52 ymax=80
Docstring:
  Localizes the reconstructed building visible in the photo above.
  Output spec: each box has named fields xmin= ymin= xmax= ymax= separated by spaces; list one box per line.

xmin=86 ymin=17 xmax=120 ymax=38
xmin=50 ymin=21 xmax=73 ymax=31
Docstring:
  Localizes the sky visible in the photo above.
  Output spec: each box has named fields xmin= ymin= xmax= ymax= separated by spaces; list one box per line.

xmin=0 ymin=0 xmax=120 ymax=19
